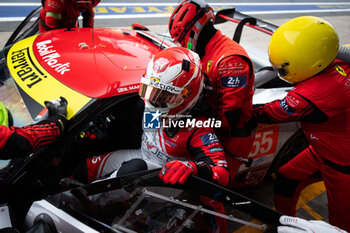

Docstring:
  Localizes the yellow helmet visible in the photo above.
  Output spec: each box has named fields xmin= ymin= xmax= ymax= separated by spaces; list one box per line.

xmin=268 ymin=16 xmax=339 ymax=84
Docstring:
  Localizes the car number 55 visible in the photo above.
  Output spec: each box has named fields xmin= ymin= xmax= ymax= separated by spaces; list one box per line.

xmin=249 ymin=125 xmax=280 ymax=158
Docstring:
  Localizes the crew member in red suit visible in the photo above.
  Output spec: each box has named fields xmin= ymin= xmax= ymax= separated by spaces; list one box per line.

xmin=253 ymin=16 xmax=350 ymax=231
xmin=0 ymin=97 xmax=68 ymax=159
xmin=168 ymin=0 xmax=256 ymax=185
xmin=39 ymin=0 xmax=100 ymax=32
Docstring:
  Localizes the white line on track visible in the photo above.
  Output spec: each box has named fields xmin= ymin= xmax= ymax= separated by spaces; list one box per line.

xmin=0 ymin=2 xmax=350 ymax=6
xmin=1 ymin=2 xmax=349 ymax=22
xmin=1 ymin=8 xmax=350 ymax=22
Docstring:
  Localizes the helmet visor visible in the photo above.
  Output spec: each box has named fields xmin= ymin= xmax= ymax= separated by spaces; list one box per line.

xmin=276 ymin=67 xmax=288 ymax=78
xmin=270 ymin=60 xmax=290 ymax=81
xmin=139 ymin=83 xmax=184 ymax=108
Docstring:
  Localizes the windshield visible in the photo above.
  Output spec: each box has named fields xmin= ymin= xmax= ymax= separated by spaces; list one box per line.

xmin=47 ymin=170 xmax=279 ymax=232
xmin=87 ymin=187 xmax=267 ymax=232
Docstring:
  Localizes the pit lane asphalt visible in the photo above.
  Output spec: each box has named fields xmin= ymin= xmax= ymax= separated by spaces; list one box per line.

xmin=0 ymin=1 xmax=349 ymax=231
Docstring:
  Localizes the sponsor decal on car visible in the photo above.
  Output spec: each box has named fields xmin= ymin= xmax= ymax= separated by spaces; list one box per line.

xmin=248 ymin=124 xmax=280 ymax=159
xmin=7 ymin=35 xmax=91 ymax=119
xmin=117 ymin=84 xmax=140 ymax=93
xmin=36 ymin=40 xmax=70 ymax=75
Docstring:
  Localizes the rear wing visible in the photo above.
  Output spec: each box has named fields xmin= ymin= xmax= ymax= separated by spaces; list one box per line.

xmin=214 ymin=8 xmax=278 ymax=43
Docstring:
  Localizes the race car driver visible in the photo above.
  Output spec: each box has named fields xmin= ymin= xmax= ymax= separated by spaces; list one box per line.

xmin=0 ymin=97 xmax=68 ymax=159
xmin=39 ymin=0 xmax=100 ymax=32
xmin=168 ymin=0 xmax=256 ymax=184
xmin=253 ymin=16 xmax=350 ymax=231
xmin=76 ymin=47 xmax=230 ymax=188
xmin=74 ymin=47 xmax=230 ymax=232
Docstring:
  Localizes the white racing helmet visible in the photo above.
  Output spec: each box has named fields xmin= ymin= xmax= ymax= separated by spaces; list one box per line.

xmin=139 ymin=47 xmax=204 ymax=119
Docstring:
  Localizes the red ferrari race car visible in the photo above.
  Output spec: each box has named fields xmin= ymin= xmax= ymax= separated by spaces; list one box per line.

xmin=0 ymin=6 xmax=349 ymax=233
xmin=0 ymin=7 xmax=309 ymax=187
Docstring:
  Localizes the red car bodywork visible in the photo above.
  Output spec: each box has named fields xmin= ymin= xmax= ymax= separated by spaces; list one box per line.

xmin=34 ymin=28 xmax=165 ymax=98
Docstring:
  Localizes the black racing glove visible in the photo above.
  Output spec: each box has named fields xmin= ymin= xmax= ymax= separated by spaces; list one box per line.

xmin=44 ymin=96 xmax=68 ymax=133
xmin=44 ymin=96 xmax=68 ymax=118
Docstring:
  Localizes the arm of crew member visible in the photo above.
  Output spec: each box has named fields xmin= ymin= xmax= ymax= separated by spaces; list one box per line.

xmin=43 ymin=0 xmax=63 ymax=30
xmin=0 ymin=115 xmax=65 ymax=159
xmin=187 ymin=126 xmax=230 ymax=186
xmin=253 ymin=91 xmax=327 ymax=124
xmin=215 ymin=56 xmax=254 ymax=129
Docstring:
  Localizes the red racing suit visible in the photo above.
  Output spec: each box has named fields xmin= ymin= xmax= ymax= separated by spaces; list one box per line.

xmin=0 ymin=115 xmax=65 ymax=159
xmin=82 ymin=117 xmax=230 ymax=187
xmin=201 ymin=30 xmax=255 ymax=183
xmin=39 ymin=0 xmax=95 ymax=32
xmin=253 ymin=59 xmax=350 ymax=231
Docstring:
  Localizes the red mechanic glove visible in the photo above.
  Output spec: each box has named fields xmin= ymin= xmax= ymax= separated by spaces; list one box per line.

xmin=159 ymin=160 xmax=198 ymax=185
xmin=211 ymin=166 xmax=230 ymax=186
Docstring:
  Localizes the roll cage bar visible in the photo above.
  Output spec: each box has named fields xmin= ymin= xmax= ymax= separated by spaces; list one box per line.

xmin=214 ymin=8 xmax=278 ymax=42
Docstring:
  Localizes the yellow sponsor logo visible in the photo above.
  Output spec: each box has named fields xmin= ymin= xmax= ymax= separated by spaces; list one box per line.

xmin=206 ymin=60 xmax=213 ymax=74
xmin=256 ymin=123 xmax=278 ymax=130
xmin=150 ymin=77 xmax=160 ymax=82
xmin=209 ymin=147 xmax=224 ymax=153
xmin=7 ymin=35 xmax=91 ymax=119
xmin=335 ymin=65 xmax=347 ymax=77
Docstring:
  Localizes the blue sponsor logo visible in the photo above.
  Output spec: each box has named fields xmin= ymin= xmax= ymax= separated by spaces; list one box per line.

xmin=209 ymin=147 xmax=224 ymax=153
xmin=166 ymin=140 xmax=177 ymax=148
xmin=143 ymin=110 xmax=161 ymax=129
xmin=200 ymin=133 xmax=219 ymax=146
xmin=221 ymin=76 xmax=246 ymax=88
xmin=280 ymin=98 xmax=295 ymax=115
